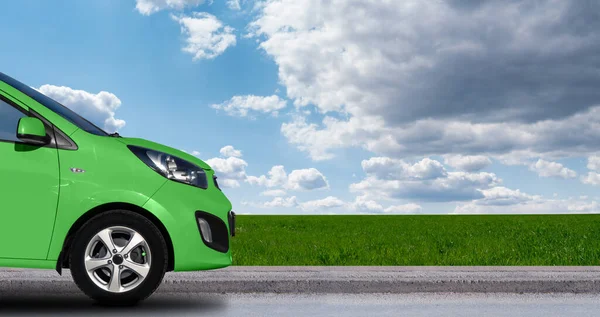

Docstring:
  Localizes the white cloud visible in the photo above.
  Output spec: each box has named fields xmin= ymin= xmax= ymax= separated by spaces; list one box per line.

xmin=38 ymin=84 xmax=125 ymax=133
xmin=348 ymin=195 xmax=384 ymax=213
xmin=205 ymin=156 xmax=248 ymax=188
xmin=454 ymin=188 xmax=600 ymax=214
xmin=220 ymin=145 xmax=242 ymax=158
xmin=475 ymin=187 xmax=539 ymax=206
xmin=247 ymin=165 xmax=328 ymax=191
xmin=211 ymin=95 xmax=287 ymax=118
xmin=530 ymin=159 xmax=577 ymax=179
xmin=568 ymin=200 xmax=600 ymax=213
xmin=351 ymin=172 xmax=500 ymax=203
xmin=219 ymin=179 xmax=242 ymax=188
xmin=361 ymin=157 xmax=447 ymax=180
xmin=247 ymin=165 xmax=288 ymax=188
xmin=384 ymin=203 xmax=423 ymax=213
xmin=281 ymin=106 xmax=600 ymax=162
xmin=251 ymin=1 xmax=600 ymax=162
xmin=286 ymin=168 xmax=328 ymax=190
xmin=581 ymin=156 xmax=600 ymax=186
xmin=581 ymin=172 xmax=600 ymax=186
xmin=352 ymin=157 xmax=499 ymax=202
xmin=206 ymin=145 xmax=248 ymax=188
xmin=172 ymin=12 xmax=236 ymax=60
xmin=244 ymin=194 xmax=423 ymax=213
xmin=493 ymin=151 xmax=539 ymax=167
xmin=226 ymin=0 xmax=241 ymax=10
xmin=281 ymin=115 xmax=383 ymax=161
xmin=135 ymin=0 xmax=205 ymax=15
xmin=207 ymin=146 xmax=325 ymax=191
xmin=444 ymin=155 xmax=492 ymax=172
xmin=264 ymin=196 xmax=298 ymax=208
xmin=347 ymin=195 xmax=422 ymax=214
xmin=260 ymin=189 xmax=287 ymax=197
xmin=587 ymin=156 xmax=600 ymax=171
xmin=244 ymin=196 xmax=298 ymax=208
xmin=300 ymin=196 xmax=345 ymax=211
xmin=251 ymin=0 xmax=599 ymax=122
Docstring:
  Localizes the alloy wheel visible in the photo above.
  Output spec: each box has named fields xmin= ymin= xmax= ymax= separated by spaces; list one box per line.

xmin=83 ymin=226 xmax=152 ymax=293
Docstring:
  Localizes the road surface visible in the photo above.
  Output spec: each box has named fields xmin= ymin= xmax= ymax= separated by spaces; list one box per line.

xmin=3 ymin=266 xmax=600 ymax=293
xmin=3 ymin=267 xmax=600 ymax=316
xmin=1 ymin=292 xmax=600 ymax=316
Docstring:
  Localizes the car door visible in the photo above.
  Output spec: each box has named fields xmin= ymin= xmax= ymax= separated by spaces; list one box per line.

xmin=0 ymin=94 xmax=60 ymax=259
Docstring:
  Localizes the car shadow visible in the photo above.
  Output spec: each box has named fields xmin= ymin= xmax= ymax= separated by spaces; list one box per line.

xmin=0 ymin=293 xmax=226 ymax=316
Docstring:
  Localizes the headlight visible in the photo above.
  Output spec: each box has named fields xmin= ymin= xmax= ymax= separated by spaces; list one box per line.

xmin=128 ymin=145 xmax=208 ymax=189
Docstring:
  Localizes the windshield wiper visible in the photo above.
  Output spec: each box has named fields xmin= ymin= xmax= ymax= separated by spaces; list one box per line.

xmin=109 ymin=132 xmax=121 ymax=137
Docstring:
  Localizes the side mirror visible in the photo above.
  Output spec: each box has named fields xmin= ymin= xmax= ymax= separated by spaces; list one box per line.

xmin=17 ymin=117 xmax=50 ymax=146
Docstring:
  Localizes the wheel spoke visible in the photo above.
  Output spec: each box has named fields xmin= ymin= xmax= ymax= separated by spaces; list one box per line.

xmin=107 ymin=266 xmax=122 ymax=292
xmin=95 ymin=229 xmax=116 ymax=253
xmin=121 ymin=232 xmax=145 ymax=255
xmin=85 ymin=256 xmax=109 ymax=272
xmin=124 ymin=259 xmax=150 ymax=278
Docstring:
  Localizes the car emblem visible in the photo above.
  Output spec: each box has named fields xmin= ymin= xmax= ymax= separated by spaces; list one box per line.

xmin=70 ymin=167 xmax=86 ymax=173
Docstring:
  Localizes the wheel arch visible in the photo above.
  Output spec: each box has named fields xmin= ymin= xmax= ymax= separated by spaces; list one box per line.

xmin=56 ymin=202 xmax=175 ymax=274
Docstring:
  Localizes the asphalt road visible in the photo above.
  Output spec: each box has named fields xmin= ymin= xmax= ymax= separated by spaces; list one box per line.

xmin=2 ymin=292 xmax=600 ymax=316
xmin=3 ymin=267 xmax=600 ymax=316
xmin=4 ymin=266 xmax=600 ymax=293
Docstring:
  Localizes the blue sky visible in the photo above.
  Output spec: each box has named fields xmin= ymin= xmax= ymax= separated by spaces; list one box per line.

xmin=2 ymin=0 xmax=600 ymax=214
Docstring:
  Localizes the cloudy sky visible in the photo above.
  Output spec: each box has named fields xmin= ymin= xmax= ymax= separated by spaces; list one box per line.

xmin=2 ymin=0 xmax=600 ymax=214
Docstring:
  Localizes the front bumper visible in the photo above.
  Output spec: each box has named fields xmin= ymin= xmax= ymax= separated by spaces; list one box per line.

xmin=142 ymin=180 xmax=235 ymax=272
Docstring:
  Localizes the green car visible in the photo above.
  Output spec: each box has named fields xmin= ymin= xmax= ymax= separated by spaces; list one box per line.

xmin=0 ymin=72 xmax=235 ymax=305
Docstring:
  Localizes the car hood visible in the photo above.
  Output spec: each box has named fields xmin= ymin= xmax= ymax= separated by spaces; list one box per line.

xmin=117 ymin=137 xmax=212 ymax=171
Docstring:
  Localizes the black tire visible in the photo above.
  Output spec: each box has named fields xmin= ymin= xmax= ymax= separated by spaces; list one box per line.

xmin=69 ymin=210 xmax=168 ymax=306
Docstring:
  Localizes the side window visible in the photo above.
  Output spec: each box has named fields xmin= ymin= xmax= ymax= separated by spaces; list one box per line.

xmin=0 ymin=98 xmax=26 ymax=142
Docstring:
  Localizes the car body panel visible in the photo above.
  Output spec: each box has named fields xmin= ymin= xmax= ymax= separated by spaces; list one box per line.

xmin=45 ymin=129 xmax=170 ymax=261
xmin=0 ymin=259 xmax=56 ymax=270
xmin=0 ymin=111 xmax=60 ymax=259
xmin=143 ymin=179 xmax=233 ymax=271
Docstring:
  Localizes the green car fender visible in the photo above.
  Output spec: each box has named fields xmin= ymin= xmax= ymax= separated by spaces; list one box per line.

xmin=46 ymin=187 xmax=173 ymax=262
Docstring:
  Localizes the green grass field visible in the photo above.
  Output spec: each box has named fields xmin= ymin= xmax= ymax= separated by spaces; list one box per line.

xmin=231 ymin=215 xmax=600 ymax=266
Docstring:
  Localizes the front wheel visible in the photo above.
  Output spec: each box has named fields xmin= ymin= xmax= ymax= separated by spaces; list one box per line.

xmin=69 ymin=210 xmax=168 ymax=306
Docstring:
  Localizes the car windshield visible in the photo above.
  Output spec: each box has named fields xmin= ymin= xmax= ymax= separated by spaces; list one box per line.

xmin=0 ymin=72 xmax=109 ymax=136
